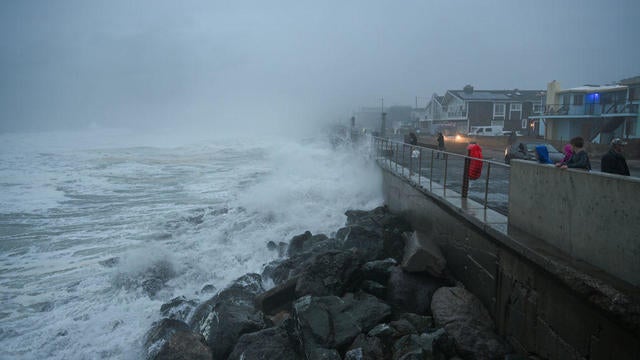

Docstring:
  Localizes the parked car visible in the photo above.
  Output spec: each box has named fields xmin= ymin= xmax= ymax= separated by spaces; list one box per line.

xmin=504 ymin=142 xmax=564 ymax=164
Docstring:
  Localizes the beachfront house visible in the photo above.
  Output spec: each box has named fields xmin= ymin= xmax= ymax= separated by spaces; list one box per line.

xmin=423 ymin=85 xmax=545 ymax=136
xmin=530 ymin=77 xmax=640 ymax=143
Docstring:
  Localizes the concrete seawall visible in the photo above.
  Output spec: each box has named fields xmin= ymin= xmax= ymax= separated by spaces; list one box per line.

xmin=381 ymin=166 xmax=640 ymax=359
xmin=509 ymin=160 xmax=640 ymax=286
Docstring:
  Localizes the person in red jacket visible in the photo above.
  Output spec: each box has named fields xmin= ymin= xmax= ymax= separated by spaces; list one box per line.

xmin=467 ymin=141 xmax=483 ymax=180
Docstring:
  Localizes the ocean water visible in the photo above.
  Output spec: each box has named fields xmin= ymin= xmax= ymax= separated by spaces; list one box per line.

xmin=0 ymin=128 xmax=383 ymax=359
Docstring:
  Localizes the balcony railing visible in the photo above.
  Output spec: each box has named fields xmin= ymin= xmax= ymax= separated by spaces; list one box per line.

xmin=541 ymin=103 xmax=639 ymax=116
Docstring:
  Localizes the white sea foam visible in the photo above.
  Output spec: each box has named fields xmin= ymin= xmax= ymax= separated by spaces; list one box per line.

xmin=0 ymin=129 xmax=383 ymax=359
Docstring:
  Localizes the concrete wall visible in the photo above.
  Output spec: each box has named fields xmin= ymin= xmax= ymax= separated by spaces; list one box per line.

xmin=381 ymin=168 xmax=640 ymax=359
xmin=508 ymin=160 xmax=640 ymax=286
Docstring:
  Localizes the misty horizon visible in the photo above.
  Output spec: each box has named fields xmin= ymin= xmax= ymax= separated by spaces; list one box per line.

xmin=1 ymin=0 xmax=639 ymax=135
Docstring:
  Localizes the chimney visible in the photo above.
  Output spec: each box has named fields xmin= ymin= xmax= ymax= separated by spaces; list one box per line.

xmin=463 ymin=85 xmax=474 ymax=94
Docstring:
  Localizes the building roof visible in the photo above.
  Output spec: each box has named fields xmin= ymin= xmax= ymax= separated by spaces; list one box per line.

xmin=619 ymin=75 xmax=640 ymax=85
xmin=449 ymin=89 xmax=543 ymax=102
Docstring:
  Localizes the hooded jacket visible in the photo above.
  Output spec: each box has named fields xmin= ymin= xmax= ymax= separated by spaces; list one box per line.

xmin=601 ymin=149 xmax=630 ymax=176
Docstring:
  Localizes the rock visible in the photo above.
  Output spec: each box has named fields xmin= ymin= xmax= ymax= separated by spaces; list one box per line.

xmin=144 ymin=318 xmax=211 ymax=360
xmin=293 ymin=292 xmax=391 ymax=357
xmin=287 ymin=231 xmax=336 ymax=257
xmin=342 ymin=206 xmax=410 ymax=263
xmin=294 ymin=250 xmax=362 ymax=297
xmin=361 ymin=280 xmax=386 ymax=299
xmin=347 ymin=334 xmax=385 ymax=360
xmin=389 ymin=318 xmax=417 ymax=338
xmin=188 ymin=273 xmax=267 ymax=359
xmin=228 ymin=324 xmax=302 ymax=360
xmin=368 ymin=323 xmax=398 ymax=338
xmin=342 ymin=292 xmax=392 ymax=332
xmin=200 ymin=284 xmax=216 ymax=294
xmin=255 ymin=277 xmax=298 ymax=315
xmin=401 ymin=231 xmax=446 ymax=277
xmin=293 ymin=295 xmax=361 ymax=350
xmin=395 ymin=313 xmax=434 ymax=334
xmin=160 ymin=296 xmax=198 ymax=322
xmin=387 ymin=266 xmax=446 ymax=315
xmin=338 ymin=225 xmax=385 ymax=262
xmin=431 ymin=286 xmax=510 ymax=359
xmin=362 ymin=258 xmax=397 ymax=284
xmin=262 ymin=255 xmax=306 ymax=285
xmin=392 ymin=333 xmax=437 ymax=360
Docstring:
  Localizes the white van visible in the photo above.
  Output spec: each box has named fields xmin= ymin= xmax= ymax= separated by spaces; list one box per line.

xmin=469 ymin=126 xmax=503 ymax=136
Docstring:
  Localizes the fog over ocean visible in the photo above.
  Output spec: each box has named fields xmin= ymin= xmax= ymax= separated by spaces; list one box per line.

xmin=0 ymin=128 xmax=383 ymax=359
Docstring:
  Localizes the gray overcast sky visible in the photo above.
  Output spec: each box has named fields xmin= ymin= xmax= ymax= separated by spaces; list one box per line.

xmin=1 ymin=0 xmax=639 ymax=133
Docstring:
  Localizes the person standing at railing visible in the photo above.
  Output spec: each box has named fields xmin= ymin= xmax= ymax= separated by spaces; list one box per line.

xmin=601 ymin=138 xmax=630 ymax=176
xmin=563 ymin=143 xmax=573 ymax=163
xmin=555 ymin=136 xmax=591 ymax=171
xmin=467 ymin=141 xmax=483 ymax=179
xmin=436 ymin=132 xmax=445 ymax=159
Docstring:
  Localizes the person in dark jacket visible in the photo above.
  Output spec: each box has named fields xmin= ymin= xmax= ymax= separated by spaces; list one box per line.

xmin=556 ymin=136 xmax=591 ymax=170
xmin=601 ymin=138 xmax=630 ymax=176
xmin=436 ymin=132 xmax=445 ymax=159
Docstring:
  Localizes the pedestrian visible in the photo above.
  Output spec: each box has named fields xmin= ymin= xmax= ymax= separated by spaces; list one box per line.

xmin=601 ymin=138 xmax=630 ymax=176
xmin=467 ymin=141 xmax=483 ymax=180
xmin=555 ymin=136 xmax=591 ymax=171
xmin=436 ymin=132 xmax=445 ymax=159
xmin=560 ymin=143 xmax=573 ymax=164
xmin=408 ymin=132 xmax=418 ymax=146
xmin=508 ymin=131 xmax=517 ymax=145
xmin=534 ymin=144 xmax=552 ymax=164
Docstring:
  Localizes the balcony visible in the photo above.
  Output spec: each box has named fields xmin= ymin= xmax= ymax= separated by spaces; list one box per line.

xmin=541 ymin=103 xmax=639 ymax=117
xmin=445 ymin=110 xmax=467 ymax=120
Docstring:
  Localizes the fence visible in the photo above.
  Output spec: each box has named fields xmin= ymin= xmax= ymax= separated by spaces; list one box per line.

xmin=371 ymin=136 xmax=511 ymax=215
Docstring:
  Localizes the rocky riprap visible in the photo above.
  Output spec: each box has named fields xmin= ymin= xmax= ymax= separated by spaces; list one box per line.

xmin=144 ymin=206 xmax=513 ymax=360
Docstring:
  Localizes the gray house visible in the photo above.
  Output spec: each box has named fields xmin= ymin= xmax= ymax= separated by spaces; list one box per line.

xmin=424 ymin=85 xmax=545 ymax=135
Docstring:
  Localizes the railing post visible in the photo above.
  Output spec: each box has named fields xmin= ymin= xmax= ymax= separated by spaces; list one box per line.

xmin=410 ymin=146 xmax=413 ymax=178
xmin=395 ymin=143 xmax=398 ymax=173
xmin=418 ymin=148 xmax=422 ymax=186
xmin=430 ymin=150 xmax=434 ymax=191
xmin=484 ymin=162 xmax=491 ymax=209
xmin=443 ymin=152 xmax=448 ymax=192
xmin=402 ymin=144 xmax=405 ymax=177
xmin=462 ymin=152 xmax=470 ymax=198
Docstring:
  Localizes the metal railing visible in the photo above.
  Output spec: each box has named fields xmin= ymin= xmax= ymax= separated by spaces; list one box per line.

xmin=371 ymin=136 xmax=511 ymax=215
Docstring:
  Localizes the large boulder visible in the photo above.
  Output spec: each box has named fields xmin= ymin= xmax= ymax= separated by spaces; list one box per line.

xmin=293 ymin=293 xmax=391 ymax=355
xmin=254 ymin=277 xmax=298 ymax=315
xmin=343 ymin=206 xmax=411 ymax=263
xmin=262 ymin=255 xmax=307 ymax=285
xmin=392 ymin=331 xmax=444 ymax=360
xmin=362 ymin=258 xmax=397 ymax=284
xmin=431 ymin=286 xmax=510 ymax=359
xmin=401 ymin=231 xmax=446 ymax=277
xmin=144 ymin=318 xmax=211 ymax=360
xmin=160 ymin=296 xmax=198 ymax=322
xmin=346 ymin=333 xmax=385 ymax=360
xmin=337 ymin=225 xmax=385 ymax=262
xmin=228 ymin=322 xmax=302 ymax=360
xmin=294 ymin=250 xmax=362 ymax=297
xmin=386 ymin=267 xmax=446 ymax=315
xmin=287 ymin=231 xmax=338 ymax=257
xmin=189 ymin=273 xmax=267 ymax=359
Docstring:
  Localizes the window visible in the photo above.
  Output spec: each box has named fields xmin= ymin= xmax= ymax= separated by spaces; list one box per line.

xmin=493 ymin=103 xmax=505 ymax=117
xmin=573 ymin=95 xmax=583 ymax=106
xmin=532 ymin=104 xmax=542 ymax=114
xmin=562 ymin=94 xmax=570 ymax=105
xmin=510 ymin=103 xmax=522 ymax=112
